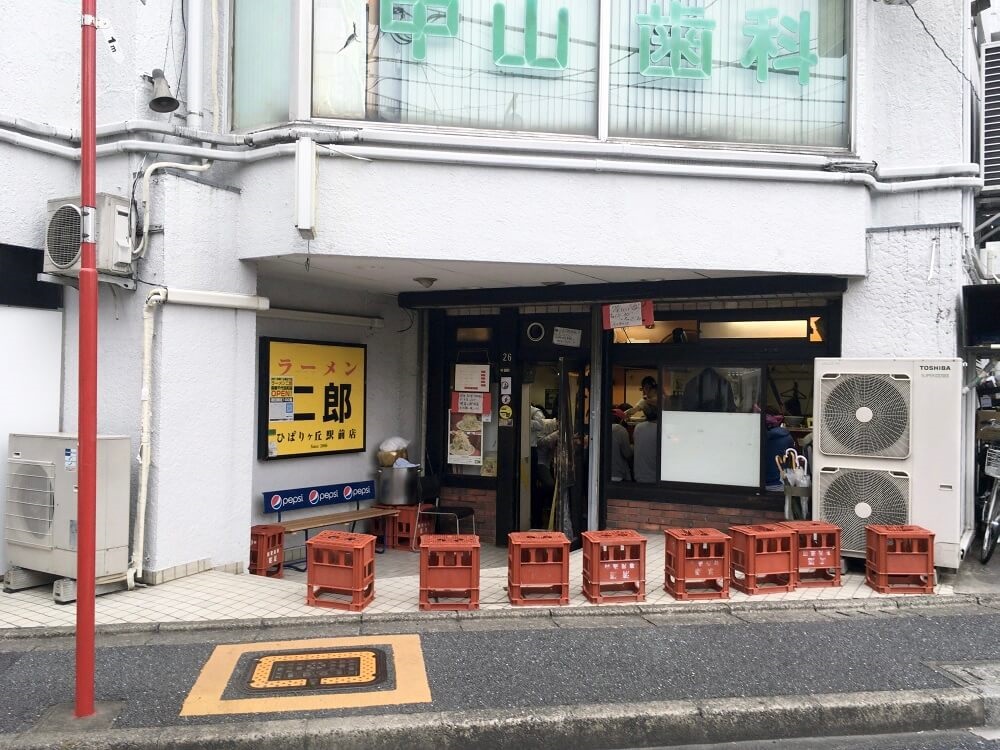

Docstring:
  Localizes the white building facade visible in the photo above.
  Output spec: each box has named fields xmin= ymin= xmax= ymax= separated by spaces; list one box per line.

xmin=0 ymin=0 xmax=988 ymax=582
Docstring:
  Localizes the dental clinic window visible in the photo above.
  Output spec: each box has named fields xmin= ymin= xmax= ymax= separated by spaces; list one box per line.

xmin=235 ymin=1 xmax=851 ymax=147
xmin=313 ymin=0 xmax=600 ymax=134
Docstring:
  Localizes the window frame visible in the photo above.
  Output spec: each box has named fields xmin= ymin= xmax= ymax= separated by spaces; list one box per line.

xmin=604 ymin=304 xmax=839 ymax=498
xmin=238 ymin=0 xmax=856 ymax=153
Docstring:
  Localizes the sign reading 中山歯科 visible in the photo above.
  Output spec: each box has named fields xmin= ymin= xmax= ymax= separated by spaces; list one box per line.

xmin=258 ymin=338 xmax=367 ymax=460
xmin=380 ymin=1 xmax=819 ymax=85
xmin=262 ymin=480 xmax=376 ymax=514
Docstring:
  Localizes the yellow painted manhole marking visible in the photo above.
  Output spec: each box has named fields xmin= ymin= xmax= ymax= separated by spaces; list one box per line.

xmin=181 ymin=635 xmax=431 ymax=716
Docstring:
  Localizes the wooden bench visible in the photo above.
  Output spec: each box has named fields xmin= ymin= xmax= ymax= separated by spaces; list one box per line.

xmin=279 ymin=507 xmax=398 ymax=535
xmin=278 ymin=507 xmax=400 ymax=569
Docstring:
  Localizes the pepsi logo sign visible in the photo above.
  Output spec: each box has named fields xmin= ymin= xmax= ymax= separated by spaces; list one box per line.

xmin=308 ymin=489 xmax=320 ymax=505
xmin=270 ymin=494 xmax=283 ymax=511
xmin=343 ymin=485 xmax=353 ymax=500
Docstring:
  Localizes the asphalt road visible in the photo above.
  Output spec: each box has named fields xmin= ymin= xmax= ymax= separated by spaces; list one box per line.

xmin=1 ymin=602 xmax=1000 ymax=739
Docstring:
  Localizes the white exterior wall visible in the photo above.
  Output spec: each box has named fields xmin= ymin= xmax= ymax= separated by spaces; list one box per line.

xmin=252 ymin=279 xmax=421 ymax=528
xmin=0 ymin=308 xmax=63 ymax=572
xmin=0 ymin=0 xmax=979 ymax=573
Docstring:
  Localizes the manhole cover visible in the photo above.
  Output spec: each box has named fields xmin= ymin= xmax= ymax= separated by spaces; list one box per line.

xmin=247 ymin=648 xmax=388 ymax=693
xmin=928 ymin=661 xmax=1000 ymax=688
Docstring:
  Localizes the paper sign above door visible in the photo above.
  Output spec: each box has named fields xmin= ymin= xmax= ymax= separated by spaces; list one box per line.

xmin=602 ymin=301 xmax=654 ymax=330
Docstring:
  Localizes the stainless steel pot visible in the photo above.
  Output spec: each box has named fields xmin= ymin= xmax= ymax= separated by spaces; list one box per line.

xmin=376 ymin=466 xmax=419 ymax=506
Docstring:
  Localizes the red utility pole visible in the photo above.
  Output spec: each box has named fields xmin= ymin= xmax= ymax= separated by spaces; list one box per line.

xmin=76 ymin=0 xmax=98 ymax=719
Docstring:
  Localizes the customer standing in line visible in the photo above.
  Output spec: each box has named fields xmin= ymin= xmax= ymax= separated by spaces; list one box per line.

xmin=632 ymin=402 xmax=659 ymax=483
xmin=609 ymin=408 xmax=633 ymax=482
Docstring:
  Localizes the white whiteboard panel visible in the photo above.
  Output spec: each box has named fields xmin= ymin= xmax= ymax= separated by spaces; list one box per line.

xmin=660 ymin=411 xmax=761 ymax=487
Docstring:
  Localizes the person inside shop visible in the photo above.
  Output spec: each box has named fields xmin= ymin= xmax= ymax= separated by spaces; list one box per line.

xmin=624 ymin=376 xmax=659 ymax=420
xmin=682 ymin=367 xmax=736 ymax=412
xmin=764 ymin=408 xmax=794 ymax=492
xmin=530 ymin=402 xmax=559 ymax=523
xmin=633 ymin=401 xmax=659 ymax=483
xmin=609 ymin=408 xmax=633 ymax=482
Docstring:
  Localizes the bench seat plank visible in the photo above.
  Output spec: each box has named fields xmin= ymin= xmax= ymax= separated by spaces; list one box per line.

xmin=279 ymin=507 xmax=398 ymax=535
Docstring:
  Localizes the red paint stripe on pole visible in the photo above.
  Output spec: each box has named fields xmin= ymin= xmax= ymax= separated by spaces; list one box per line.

xmin=76 ymin=0 xmax=97 ymax=720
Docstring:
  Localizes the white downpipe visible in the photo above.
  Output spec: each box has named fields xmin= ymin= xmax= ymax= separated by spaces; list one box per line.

xmin=133 ymin=288 xmax=166 ymax=581
xmin=875 ymin=164 xmax=981 ymax=180
xmin=0 ymin=129 xmax=79 ymax=158
xmin=134 ymin=287 xmax=269 ymax=581
xmin=2 ymin=127 xmax=985 ymax=194
xmin=131 ymin=160 xmax=213 ymax=259
xmin=186 ymin=0 xmax=205 ymax=131
xmin=211 ymin=0 xmax=220 ymax=133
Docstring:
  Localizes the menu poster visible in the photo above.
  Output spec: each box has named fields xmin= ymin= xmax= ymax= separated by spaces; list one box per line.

xmin=447 ymin=409 xmax=483 ymax=466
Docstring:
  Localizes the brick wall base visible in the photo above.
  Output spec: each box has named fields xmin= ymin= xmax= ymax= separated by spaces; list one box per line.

xmin=440 ymin=487 xmax=497 ymax=545
xmin=607 ymin=498 xmax=784 ymax=534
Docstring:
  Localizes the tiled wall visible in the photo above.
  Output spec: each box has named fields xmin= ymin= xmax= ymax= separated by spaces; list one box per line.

xmin=440 ymin=487 xmax=497 ymax=544
xmin=607 ymin=498 xmax=784 ymax=533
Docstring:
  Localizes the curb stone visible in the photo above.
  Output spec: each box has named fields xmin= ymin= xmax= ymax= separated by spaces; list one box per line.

xmin=0 ymin=688 xmax=984 ymax=750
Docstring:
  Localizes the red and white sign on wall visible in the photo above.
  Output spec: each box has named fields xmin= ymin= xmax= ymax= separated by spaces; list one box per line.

xmin=602 ymin=300 xmax=654 ymax=330
xmin=451 ymin=391 xmax=492 ymax=415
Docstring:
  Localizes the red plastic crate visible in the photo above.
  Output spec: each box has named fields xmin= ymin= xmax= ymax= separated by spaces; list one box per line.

xmin=780 ymin=521 xmax=841 ymax=588
xmin=730 ymin=524 xmax=795 ymax=595
xmin=249 ymin=524 xmax=284 ymax=578
xmin=419 ymin=534 xmax=480 ymax=610
xmin=305 ymin=530 xmax=376 ymax=611
xmin=373 ymin=503 xmax=434 ymax=551
xmin=507 ymin=532 xmax=570 ymax=606
xmin=865 ymin=525 xmax=935 ymax=594
xmin=581 ymin=530 xmax=646 ymax=604
xmin=663 ymin=528 xmax=730 ymax=601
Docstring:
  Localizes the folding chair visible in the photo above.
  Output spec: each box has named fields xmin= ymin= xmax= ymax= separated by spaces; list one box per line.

xmin=412 ymin=475 xmax=476 ymax=550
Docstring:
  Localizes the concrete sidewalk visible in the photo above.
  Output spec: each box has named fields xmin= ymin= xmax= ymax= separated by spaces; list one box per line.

xmin=0 ymin=532 xmax=957 ymax=631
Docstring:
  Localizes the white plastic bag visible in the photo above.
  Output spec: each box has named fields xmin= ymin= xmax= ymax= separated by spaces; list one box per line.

xmin=379 ymin=436 xmax=410 ymax=451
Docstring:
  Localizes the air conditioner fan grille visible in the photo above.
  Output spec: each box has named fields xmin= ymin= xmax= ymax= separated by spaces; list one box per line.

xmin=46 ymin=204 xmax=82 ymax=269
xmin=820 ymin=374 xmax=910 ymax=458
xmin=818 ymin=469 xmax=909 ymax=554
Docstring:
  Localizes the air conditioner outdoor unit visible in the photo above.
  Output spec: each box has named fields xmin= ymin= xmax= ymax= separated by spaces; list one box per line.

xmin=4 ymin=433 xmax=131 ymax=585
xmin=812 ymin=358 xmax=965 ymax=569
xmin=43 ymin=193 xmax=133 ymax=277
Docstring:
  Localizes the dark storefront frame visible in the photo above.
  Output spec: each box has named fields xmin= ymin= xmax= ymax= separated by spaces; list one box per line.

xmin=406 ymin=276 xmax=848 ymax=543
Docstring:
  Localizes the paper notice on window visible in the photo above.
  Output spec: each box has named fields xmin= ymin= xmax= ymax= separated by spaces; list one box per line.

xmin=455 ymin=364 xmax=490 ymax=392
xmin=269 ymin=377 xmax=294 ymax=422
xmin=552 ymin=326 xmax=582 ymax=348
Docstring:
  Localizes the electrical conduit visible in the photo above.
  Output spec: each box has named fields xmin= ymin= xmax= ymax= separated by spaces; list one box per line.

xmin=133 ymin=287 xmax=269 ymax=582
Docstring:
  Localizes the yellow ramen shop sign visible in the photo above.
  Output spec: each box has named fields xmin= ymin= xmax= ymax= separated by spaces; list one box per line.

xmin=258 ymin=337 xmax=367 ymax=460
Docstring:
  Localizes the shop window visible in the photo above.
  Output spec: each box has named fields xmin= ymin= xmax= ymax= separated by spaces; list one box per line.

xmin=612 ymin=320 xmax=698 ymax=345
xmin=456 ymin=327 xmax=492 ymax=343
xmin=700 ymin=320 xmax=809 ymax=340
xmin=608 ymin=0 xmax=849 ymax=148
xmin=446 ymin=363 xmax=499 ymax=478
xmin=233 ymin=0 xmax=292 ymax=130
xmin=313 ymin=0 xmax=600 ymax=135
xmin=661 ymin=366 xmax=762 ymax=487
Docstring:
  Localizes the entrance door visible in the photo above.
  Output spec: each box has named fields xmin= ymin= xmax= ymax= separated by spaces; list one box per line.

xmin=518 ymin=359 xmax=589 ymax=532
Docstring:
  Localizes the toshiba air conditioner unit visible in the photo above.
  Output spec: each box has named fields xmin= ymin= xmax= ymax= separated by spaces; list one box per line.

xmin=812 ymin=358 xmax=965 ymax=569
xmin=4 ymin=433 xmax=130 ymax=584
xmin=43 ymin=194 xmax=133 ymax=277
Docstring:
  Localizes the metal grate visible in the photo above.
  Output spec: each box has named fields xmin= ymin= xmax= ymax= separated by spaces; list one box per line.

xmin=45 ymin=204 xmax=82 ymax=269
xmin=816 ymin=468 xmax=909 ymax=554
xmin=983 ymin=44 xmax=1000 ymax=192
xmin=819 ymin=374 xmax=911 ymax=458
xmin=4 ymin=460 xmax=55 ymax=549
xmin=986 ymin=446 xmax=1000 ymax=480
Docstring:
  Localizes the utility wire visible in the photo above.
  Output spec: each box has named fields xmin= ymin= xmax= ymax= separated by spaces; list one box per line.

xmin=904 ymin=0 xmax=980 ymax=103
